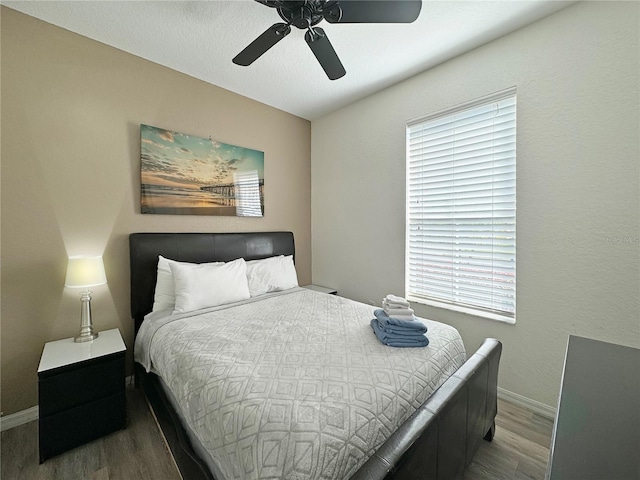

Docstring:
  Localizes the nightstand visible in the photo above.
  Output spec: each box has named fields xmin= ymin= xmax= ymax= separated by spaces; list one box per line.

xmin=38 ymin=328 xmax=126 ymax=463
xmin=302 ymin=284 xmax=338 ymax=295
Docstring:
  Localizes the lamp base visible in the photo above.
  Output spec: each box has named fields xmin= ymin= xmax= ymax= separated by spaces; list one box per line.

xmin=75 ymin=290 xmax=99 ymax=343
xmin=74 ymin=331 xmax=99 ymax=343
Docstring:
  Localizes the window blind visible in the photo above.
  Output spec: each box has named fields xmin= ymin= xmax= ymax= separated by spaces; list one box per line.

xmin=406 ymin=89 xmax=516 ymax=320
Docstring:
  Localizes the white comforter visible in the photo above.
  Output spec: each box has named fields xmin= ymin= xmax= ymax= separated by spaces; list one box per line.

xmin=135 ymin=287 xmax=466 ymax=480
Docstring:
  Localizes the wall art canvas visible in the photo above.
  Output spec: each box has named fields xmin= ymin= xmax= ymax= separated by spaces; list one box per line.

xmin=140 ymin=124 xmax=264 ymax=216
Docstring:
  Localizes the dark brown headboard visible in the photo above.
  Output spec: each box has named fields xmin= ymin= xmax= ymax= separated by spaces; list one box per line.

xmin=129 ymin=232 xmax=295 ymax=331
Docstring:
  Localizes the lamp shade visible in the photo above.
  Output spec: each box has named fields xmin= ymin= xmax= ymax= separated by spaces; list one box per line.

xmin=65 ymin=255 xmax=107 ymax=288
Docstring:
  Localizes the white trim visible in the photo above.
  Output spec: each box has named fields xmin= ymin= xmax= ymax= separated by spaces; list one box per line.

xmin=408 ymin=295 xmax=516 ymax=325
xmin=0 ymin=406 xmax=39 ymax=432
xmin=407 ymin=86 xmax=517 ymax=126
xmin=498 ymin=387 xmax=557 ymax=420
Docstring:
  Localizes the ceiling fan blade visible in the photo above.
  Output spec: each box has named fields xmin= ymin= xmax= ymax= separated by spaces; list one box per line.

xmin=233 ymin=23 xmax=291 ymax=66
xmin=305 ymin=27 xmax=346 ymax=80
xmin=324 ymin=0 xmax=422 ymax=24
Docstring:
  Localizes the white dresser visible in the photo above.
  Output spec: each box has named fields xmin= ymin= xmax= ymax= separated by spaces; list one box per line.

xmin=546 ymin=335 xmax=640 ymax=479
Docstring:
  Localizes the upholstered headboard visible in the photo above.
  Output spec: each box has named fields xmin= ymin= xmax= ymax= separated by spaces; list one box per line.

xmin=129 ymin=232 xmax=295 ymax=331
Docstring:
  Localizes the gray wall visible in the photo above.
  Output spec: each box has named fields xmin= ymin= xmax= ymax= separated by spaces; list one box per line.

xmin=311 ymin=1 xmax=639 ymax=409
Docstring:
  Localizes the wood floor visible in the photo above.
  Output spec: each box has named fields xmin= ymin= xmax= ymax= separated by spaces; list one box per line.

xmin=464 ymin=399 xmax=554 ymax=480
xmin=1 ymin=384 xmax=181 ymax=480
xmin=1 ymin=390 xmax=553 ymax=480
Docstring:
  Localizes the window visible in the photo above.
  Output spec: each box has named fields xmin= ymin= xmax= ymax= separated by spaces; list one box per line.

xmin=406 ymin=88 xmax=516 ymax=323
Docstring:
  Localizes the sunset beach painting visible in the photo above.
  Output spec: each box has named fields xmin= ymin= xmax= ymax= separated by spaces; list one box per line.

xmin=140 ymin=124 xmax=264 ymax=216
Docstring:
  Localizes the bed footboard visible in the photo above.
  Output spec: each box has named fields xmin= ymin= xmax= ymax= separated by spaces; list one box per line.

xmin=350 ymin=338 xmax=502 ymax=480
xmin=137 ymin=338 xmax=501 ymax=480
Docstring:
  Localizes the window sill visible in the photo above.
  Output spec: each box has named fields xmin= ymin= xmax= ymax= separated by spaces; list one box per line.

xmin=407 ymin=296 xmax=516 ymax=325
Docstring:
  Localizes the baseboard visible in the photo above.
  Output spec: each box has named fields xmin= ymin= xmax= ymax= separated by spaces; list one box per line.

xmin=498 ymin=387 xmax=557 ymax=420
xmin=0 ymin=406 xmax=39 ymax=432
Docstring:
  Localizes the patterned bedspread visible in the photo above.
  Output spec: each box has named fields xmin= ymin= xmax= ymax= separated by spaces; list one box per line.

xmin=135 ymin=287 xmax=466 ymax=480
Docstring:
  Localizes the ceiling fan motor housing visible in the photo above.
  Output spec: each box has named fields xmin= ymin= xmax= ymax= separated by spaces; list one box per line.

xmin=277 ymin=0 xmax=334 ymax=29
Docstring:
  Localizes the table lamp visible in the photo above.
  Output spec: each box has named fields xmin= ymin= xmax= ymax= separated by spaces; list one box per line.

xmin=65 ymin=255 xmax=107 ymax=342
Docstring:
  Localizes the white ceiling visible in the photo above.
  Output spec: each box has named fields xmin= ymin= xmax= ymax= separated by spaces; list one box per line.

xmin=3 ymin=0 xmax=574 ymax=120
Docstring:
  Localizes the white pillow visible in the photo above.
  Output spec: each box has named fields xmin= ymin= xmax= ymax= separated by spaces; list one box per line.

xmin=170 ymin=258 xmax=250 ymax=314
xmin=279 ymin=255 xmax=299 ymax=289
xmin=152 ymin=256 xmax=223 ymax=312
xmin=246 ymin=255 xmax=298 ymax=297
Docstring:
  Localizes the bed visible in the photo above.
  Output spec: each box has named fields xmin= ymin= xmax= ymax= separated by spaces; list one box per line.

xmin=130 ymin=231 xmax=501 ymax=480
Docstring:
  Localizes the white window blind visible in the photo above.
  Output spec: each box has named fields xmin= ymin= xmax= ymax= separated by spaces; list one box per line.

xmin=406 ymin=88 xmax=516 ymax=321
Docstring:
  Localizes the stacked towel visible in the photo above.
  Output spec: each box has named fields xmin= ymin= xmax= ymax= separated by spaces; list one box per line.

xmin=370 ymin=319 xmax=428 ymax=348
xmin=382 ymin=294 xmax=415 ymax=321
xmin=370 ymin=306 xmax=429 ymax=348
xmin=385 ymin=294 xmax=410 ymax=308
xmin=374 ymin=309 xmax=426 ymax=333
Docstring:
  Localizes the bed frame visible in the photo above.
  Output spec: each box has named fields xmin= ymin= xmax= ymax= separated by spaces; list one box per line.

xmin=130 ymin=231 xmax=502 ymax=480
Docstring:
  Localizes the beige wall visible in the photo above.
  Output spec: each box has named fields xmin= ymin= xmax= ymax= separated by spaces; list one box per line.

xmin=0 ymin=7 xmax=311 ymax=415
xmin=311 ymin=1 xmax=639 ymax=409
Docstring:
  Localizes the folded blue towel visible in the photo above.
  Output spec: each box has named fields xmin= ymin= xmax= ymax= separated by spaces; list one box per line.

xmin=371 ymin=319 xmax=429 ymax=348
xmin=374 ymin=309 xmax=427 ymax=333
xmin=378 ymin=322 xmax=426 ymax=336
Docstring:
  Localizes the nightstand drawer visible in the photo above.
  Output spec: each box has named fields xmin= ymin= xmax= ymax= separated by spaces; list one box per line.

xmin=38 ymin=353 xmax=125 ymax=417
xmin=39 ymin=390 xmax=126 ymax=462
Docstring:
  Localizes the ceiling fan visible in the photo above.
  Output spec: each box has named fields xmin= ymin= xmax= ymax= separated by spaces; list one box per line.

xmin=233 ymin=0 xmax=422 ymax=80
